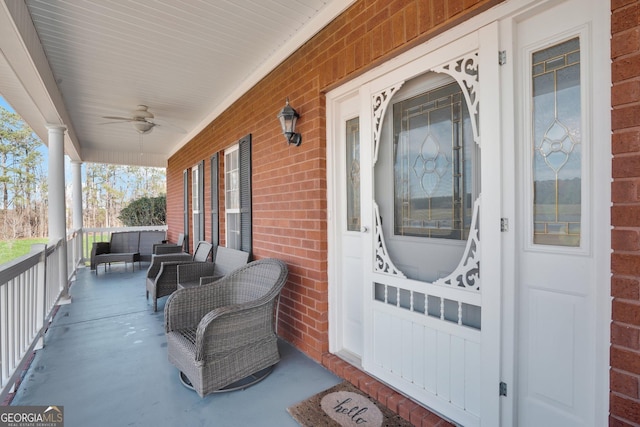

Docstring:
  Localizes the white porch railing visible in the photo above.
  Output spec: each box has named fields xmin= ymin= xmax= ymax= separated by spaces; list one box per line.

xmin=0 ymin=237 xmax=67 ymax=402
xmin=0 ymin=225 xmax=166 ymax=401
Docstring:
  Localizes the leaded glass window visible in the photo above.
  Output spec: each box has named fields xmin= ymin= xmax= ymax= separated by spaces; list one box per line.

xmin=393 ymin=81 xmax=475 ymax=240
xmin=346 ymin=117 xmax=360 ymax=232
xmin=532 ymin=37 xmax=581 ymax=247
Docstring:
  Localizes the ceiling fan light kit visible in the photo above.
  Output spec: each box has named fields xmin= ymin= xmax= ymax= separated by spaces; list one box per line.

xmin=133 ymin=120 xmax=154 ymax=134
xmin=101 ymin=104 xmax=157 ymax=134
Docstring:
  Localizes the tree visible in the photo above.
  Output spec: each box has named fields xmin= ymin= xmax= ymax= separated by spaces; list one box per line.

xmin=0 ymin=107 xmax=45 ymax=239
xmin=82 ymin=163 xmax=166 ymax=228
xmin=118 ymin=195 xmax=166 ymax=226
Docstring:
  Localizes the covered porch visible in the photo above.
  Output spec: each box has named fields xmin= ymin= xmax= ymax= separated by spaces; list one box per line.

xmin=0 ymin=0 xmax=627 ymax=425
xmin=9 ymin=263 xmax=341 ymax=426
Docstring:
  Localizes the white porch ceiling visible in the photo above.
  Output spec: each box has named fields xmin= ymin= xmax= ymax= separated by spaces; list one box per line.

xmin=0 ymin=0 xmax=352 ymax=167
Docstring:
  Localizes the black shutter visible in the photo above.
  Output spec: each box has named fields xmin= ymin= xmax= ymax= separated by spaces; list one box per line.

xmin=239 ymin=134 xmax=252 ymax=255
xmin=210 ymin=153 xmax=219 ymax=253
xmin=183 ymin=169 xmax=190 ymax=253
xmin=197 ymin=160 xmax=205 ymax=243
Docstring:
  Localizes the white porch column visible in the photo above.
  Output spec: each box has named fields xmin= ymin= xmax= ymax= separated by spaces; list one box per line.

xmin=71 ymin=160 xmax=83 ymax=271
xmin=47 ymin=125 xmax=70 ymax=302
xmin=71 ymin=161 xmax=83 ymax=231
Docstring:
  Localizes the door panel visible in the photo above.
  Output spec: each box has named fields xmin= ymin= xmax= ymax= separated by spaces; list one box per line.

xmin=513 ymin=1 xmax=599 ymax=425
xmin=330 ymin=92 xmax=365 ymax=361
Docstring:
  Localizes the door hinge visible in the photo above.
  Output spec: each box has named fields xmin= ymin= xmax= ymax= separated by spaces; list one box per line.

xmin=499 ymin=381 xmax=508 ymax=396
xmin=499 ymin=50 xmax=507 ymax=65
xmin=500 ymin=218 xmax=509 ymax=232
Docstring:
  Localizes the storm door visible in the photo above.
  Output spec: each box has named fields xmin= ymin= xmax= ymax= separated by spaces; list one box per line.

xmin=328 ymin=25 xmax=502 ymax=427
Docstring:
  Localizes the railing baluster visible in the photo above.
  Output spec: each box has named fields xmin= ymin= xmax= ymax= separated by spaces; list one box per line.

xmin=1 ymin=283 xmax=8 ymax=387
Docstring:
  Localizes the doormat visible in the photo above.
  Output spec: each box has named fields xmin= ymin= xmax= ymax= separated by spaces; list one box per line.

xmin=287 ymin=381 xmax=413 ymax=427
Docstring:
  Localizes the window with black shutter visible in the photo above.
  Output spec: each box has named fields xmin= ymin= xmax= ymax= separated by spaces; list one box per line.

xmin=222 ymin=134 xmax=252 ymax=255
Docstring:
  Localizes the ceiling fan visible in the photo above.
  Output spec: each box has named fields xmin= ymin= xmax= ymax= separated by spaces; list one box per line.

xmin=101 ymin=105 xmax=159 ymax=134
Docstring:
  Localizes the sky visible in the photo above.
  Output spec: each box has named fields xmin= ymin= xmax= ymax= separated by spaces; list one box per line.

xmin=0 ymin=96 xmax=12 ymax=111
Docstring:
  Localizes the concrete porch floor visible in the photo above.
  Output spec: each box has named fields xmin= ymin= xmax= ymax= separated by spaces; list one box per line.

xmin=10 ymin=264 xmax=341 ymax=427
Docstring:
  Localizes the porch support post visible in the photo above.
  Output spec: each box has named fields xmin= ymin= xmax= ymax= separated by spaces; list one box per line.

xmin=47 ymin=125 xmax=70 ymax=303
xmin=71 ymin=160 xmax=83 ymax=264
xmin=71 ymin=161 xmax=83 ymax=230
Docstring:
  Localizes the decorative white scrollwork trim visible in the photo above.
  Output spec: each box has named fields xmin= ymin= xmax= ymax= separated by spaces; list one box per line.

xmin=373 ymin=202 xmax=406 ymax=278
xmin=372 ymin=82 xmax=404 ymax=164
xmin=433 ymin=195 xmax=481 ymax=291
xmin=432 ymin=52 xmax=480 ymax=146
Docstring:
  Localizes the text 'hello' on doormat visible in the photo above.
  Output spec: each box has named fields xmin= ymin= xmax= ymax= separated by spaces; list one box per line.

xmin=287 ymin=381 xmax=413 ymax=427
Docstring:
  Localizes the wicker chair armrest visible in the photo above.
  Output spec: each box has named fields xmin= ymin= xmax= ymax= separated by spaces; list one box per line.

xmin=93 ymin=241 xmax=111 ymax=255
xmin=154 ymin=253 xmax=194 ymax=263
xmin=147 ymin=253 xmax=193 ymax=279
xmin=155 ymin=261 xmax=184 ymax=286
xmin=90 ymin=242 xmax=111 ymax=270
xmin=195 ymin=301 xmax=276 ymax=362
xmin=177 ymin=262 xmax=216 ymax=284
xmin=153 ymin=244 xmax=183 ymax=255
xmin=199 ymin=275 xmax=222 ymax=286
xmin=165 ymin=282 xmax=227 ymax=332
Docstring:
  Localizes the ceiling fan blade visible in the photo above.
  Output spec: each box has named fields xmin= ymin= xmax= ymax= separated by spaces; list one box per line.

xmin=153 ymin=119 xmax=186 ymax=133
xmin=101 ymin=116 xmax=135 ymax=121
xmin=98 ymin=120 xmax=133 ymax=125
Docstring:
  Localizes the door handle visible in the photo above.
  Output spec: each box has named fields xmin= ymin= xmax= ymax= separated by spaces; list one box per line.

xmin=361 ymin=226 xmax=369 ymax=233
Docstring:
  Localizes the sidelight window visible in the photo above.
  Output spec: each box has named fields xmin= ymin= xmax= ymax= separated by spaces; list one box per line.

xmin=531 ymin=37 xmax=581 ymax=247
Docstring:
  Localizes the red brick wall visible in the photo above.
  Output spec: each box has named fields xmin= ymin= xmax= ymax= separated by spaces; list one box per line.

xmin=611 ymin=0 xmax=640 ymax=425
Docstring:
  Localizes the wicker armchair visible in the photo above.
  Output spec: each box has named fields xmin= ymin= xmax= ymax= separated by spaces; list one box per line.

xmin=165 ymin=258 xmax=288 ymax=397
xmin=146 ymin=241 xmax=212 ymax=311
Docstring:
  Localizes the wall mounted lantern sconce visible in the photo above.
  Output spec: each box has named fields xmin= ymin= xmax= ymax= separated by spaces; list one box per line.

xmin=277 ymin=98 xmax=302 ymax=146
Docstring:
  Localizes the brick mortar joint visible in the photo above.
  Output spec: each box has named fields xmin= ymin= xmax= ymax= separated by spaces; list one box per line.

xmin=611 ymin=342 xmax=640 ymax=352
xmin=612 ymin=27 xmax=640 ymax=37
xmin=611 ymin=318 xmax=640 ymax=329
xmin=610 ymin=390 xmax=640 ymax=402
xmin=611 ymin=367 xmax=640 ymax=377
xmin=612 ymin=249 xmax=640 ymax=255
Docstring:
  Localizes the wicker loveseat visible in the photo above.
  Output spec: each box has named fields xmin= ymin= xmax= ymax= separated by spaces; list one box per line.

xmin=91 ymin=230 xmax=166 ymax=273
xmin=165 ymin=258 xmax=288 ymax=397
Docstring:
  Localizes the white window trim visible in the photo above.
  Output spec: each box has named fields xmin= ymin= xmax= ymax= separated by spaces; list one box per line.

xmin=224 ymin=144 xmax=240 ymax=249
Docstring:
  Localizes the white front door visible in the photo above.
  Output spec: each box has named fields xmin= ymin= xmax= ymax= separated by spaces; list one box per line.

xmin=504 ymin=1 xmax=610 ymax=425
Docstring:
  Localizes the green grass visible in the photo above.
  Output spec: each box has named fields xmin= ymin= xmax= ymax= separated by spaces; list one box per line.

xmin=0 ymin=238 xmax=49 ymax=266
